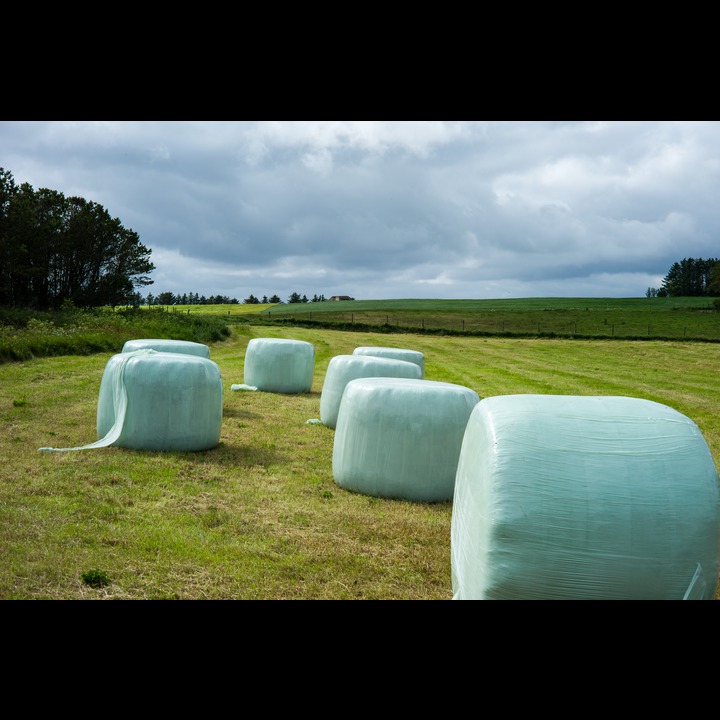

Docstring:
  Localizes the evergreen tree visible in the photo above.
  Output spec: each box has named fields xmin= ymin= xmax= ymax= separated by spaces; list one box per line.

xmin=661 ymin=257 xmax=720 ymax=297
xmin=708 ymin=262 xmax=720 ymax=296
xmin=156 ymin=291 xmax=176 ymax=305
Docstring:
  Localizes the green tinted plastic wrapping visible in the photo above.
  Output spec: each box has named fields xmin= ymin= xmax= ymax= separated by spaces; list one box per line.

xmin=94 ymin=349 xmax=223 ymax=451
xmin=332 ymin=377 xmax=480 ymax=502
xmin=451 ymin=394 xmax=720 ymax=600
xmin=320 ymin=354 xmax=423 ymax=429
xmin=122 ymin=338 xmax=211 ymax=358
xmin=244 ymin=338 xmax=315 ymax=393
xmin=352 ymin=346 xmax=425 ymax=377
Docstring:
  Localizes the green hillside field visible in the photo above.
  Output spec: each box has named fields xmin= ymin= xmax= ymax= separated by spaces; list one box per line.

xmin=246 ymin=296 xmax=720 ymax=341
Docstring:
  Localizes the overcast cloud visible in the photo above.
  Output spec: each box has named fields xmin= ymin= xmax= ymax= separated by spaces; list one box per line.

xmin=1 ymin=120 xmax=718 ymax=302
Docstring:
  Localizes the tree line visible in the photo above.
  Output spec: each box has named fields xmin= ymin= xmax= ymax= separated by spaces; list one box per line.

xmin=0 ymin=167 xmax=330 ymax=309
xmin=145 ymin=291 xmax=328 ymax=306
xmin=0 ymin=168 xmax=154 ymax=309
xmin=647 ymin=257 xmax=720 ymax=298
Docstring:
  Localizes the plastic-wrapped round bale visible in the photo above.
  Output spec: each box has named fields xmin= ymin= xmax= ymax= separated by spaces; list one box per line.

xmin=244 ymin=338 xmax=315 ymax=393
xmin=451 ymin=394 xmax=720 ymax=600
xmin=320 ymin=354 xmax=423 ymax=429
xmin=94 ymin=349 xmax=223 ymax=451
xmin=352 ymin=346 xmax=424 ymax=377
xmin=122 ymin=338 xmax=211 ymax=358
xmin=333 ymin=377 xmax=480 ymax=502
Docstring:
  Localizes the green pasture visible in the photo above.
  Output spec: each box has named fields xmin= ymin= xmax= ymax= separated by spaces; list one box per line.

xmin=255 ymin=297 xmax=720 ymax=341
xmin=265 ymin=296 xmax=714 ymax=312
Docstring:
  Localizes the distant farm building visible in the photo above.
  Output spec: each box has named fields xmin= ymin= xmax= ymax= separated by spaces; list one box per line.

xmin=329 ymin=295 xmax=355 ymax=301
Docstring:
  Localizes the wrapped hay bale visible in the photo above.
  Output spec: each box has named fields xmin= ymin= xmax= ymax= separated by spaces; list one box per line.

xmin=40 ymin=350 xmax=222 ymax=452
xmin=93 ymin=350 xmax=223 ymax=451
xmin=122 ymin=338 xmax=211 ymax=358
xmin=244 ymin=338 xmax=315 ymax=393
xmin=451 ymin=394 xmax=720 ymax=600
xmin=320 ymin=354 xmax=423 ymax=429
xmin=333 ymin=377 xmax=480 ymax=502
xmin=352 ymin=346 xmax=425 ymax=377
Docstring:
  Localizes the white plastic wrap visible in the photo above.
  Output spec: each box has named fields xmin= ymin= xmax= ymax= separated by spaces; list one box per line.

xmin=332 ymin=377 xmax=480 ymax=502
xmin=319 ymin=354 xmax=423 ymax=429
xmin=244 ymin=338 xmax=315 ymax=393
xmin=122 ymin=338 xmax=211 ymax=358
xmin=352 ymin=346 xmax=425 ymax=377
xmin=451 ymin=394 xmax=720 ymax=600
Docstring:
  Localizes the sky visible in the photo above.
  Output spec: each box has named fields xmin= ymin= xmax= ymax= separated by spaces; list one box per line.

xmin=1 ymin=120 xmax=719 ymax=302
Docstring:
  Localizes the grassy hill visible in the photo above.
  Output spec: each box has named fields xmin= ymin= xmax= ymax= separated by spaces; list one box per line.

xmin=226 ymin=297 xmax=720 ymax=342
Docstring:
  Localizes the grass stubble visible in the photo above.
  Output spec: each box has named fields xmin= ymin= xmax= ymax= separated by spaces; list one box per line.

xmin=1 ymin=324 xmax=719 ymax=600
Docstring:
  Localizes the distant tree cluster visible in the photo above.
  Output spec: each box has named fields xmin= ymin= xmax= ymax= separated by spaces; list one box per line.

xmin=241 ymin=292 xmax=328 ymax=304
xmin=0 ymin=168 xmax=154 ymax=309
xmin=144 ymin=291 xmax=330 ymax=306
xmin=285 ymin=292 xmax=327 ymax=304
xmin=146 ymin=291 xmax=240 ymax=306
xmin=648 ymin=257 xmax=720 ymax=298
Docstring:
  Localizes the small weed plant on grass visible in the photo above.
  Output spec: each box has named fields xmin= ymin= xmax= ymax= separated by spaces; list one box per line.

xmin=80 ymin=568 xmax=111 ymax=588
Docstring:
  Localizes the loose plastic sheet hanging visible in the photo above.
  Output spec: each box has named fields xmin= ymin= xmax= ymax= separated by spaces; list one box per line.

xmin=39 ymin=349 xmax=223 ymax=452
xmin=332 ymin=377 xmax=480 ymax=502
xmin=122 ymin=338 xmax=211 ymax=358
xmin=451 ymin=394 xmax=720 ymax=600
xmin=352 ymin=346 xmax=425 ymax=377
xmin=320 ymin=354 xmax=423 ymax=429
xmin=243 ymin=338 xmax=315 ymax=393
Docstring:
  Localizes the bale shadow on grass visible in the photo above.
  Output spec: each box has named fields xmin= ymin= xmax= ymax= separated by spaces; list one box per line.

xmin=222 ymin=406 xmax=263 ymax=420
xmin=126 ymin=441 xmax=290 ymax=469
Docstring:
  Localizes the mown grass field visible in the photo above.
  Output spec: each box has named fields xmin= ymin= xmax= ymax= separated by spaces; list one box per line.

xmin=1 ymin=298 xmax=719 ymax=599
